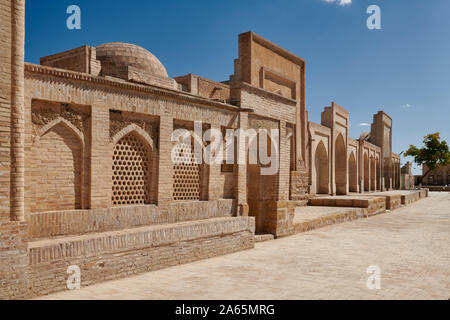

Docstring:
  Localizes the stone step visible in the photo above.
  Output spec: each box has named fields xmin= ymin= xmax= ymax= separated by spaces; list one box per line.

xmin=293 ymin=206 xmax=383 ymax=234
xmin=27 ymin=216 xmax=255 ymax=297
xmin=27 ymin=199 xmax=235 ymax=240
xmin=293 ymin=200 xmax=309 ymax=207
xmin=254 ymin=234 xmax=275 ymax=242
xmin=308 ymin=196 xmax=386 ymax=215
xmin=368 ymin=190 xmax=427 ymax=208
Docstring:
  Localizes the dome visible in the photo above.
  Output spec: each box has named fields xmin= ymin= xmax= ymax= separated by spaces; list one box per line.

xmin=96 ymin=42 xmax=168 ymax=78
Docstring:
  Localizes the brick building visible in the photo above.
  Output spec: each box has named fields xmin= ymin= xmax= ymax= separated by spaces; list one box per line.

xmin=421 ymin=164 xmax=450 ymax=186
xmin=0 ymin=0 xmax=402 ymax=299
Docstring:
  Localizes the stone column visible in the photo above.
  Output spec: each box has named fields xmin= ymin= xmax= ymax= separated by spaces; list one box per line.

xmin=234 ymin=111 xmax=248 ymax=216
xmin=157 ymin=115 xmax=174 ymax=206
xmin=10 ymin=0 xmax=25 ymax=221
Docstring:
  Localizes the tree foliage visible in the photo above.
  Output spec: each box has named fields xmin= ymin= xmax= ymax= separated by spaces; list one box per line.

xmin=404 ymin=133 xmax=450 ymax=182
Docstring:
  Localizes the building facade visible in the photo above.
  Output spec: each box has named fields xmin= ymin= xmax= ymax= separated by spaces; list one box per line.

xmin=421 ymin=164 xmax=450 ymax=186
xmin=0 ymin=0 xmax=402 ymax=299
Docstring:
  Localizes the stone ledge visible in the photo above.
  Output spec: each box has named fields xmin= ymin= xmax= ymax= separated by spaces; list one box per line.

xmin=27 ymin=216 xmax=255 ymax=298
xmin=27 ymin=199 xmax=235 ymax=240
xmin=293 ymin=207 xmax=383 ymax=234
xmin=28 ymin=217 xmax=254 ymax=265
xmin=308 ymin=196 xmax=386 ymax=214
xmin=255 ymin=234 xmax=275 ymax=243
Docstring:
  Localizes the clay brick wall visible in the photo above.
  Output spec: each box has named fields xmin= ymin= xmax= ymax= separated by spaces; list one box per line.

xmin=27 ymin=123 xmax=83 ymax=212
xmin=197 ymin=77 xmax=230 ymax=102
xmin=0 ymin=0 xmax=12 ymax=220
xmin=234 ymin=31 xmax=306 ymax=171
xmin=233 ymin=83 xmax=296 ymax=124
xmin=24 ymin=100 xmax=91 ymax=214
xmin=0 ymin=219 xmax=28 ymax=299
xmin=27 ymin=217 xmax=255 ymax=298
xmin=27 ymin=199 xmax=236 ymax=240
xmin=290 ymin=168 xmax=309 ymax=201
xmin=40 ymin=46 xmax=90 ymax=74
xmin=174 ymin=74 xmax=231 ymax=103
xmin=0 ymin=0 xmax=28 ymax=300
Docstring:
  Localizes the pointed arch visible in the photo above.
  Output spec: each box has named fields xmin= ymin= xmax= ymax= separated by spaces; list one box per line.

xmin=29 ymin=117 xmax=85 ymax=211
xmin=348 ymin=151 xmax=358 ymax=193
xmin=112 ymin=123 xmax=154 ymax=151
xmin=112 ymin=128 xmax=154 ymax=206
xmin=37 ymin=117 xmax=84 ymax=148
xmin=172 ymin=128 xmax=208 ymax=201
xmin=315 ymin=141 xmax=329 ymax=194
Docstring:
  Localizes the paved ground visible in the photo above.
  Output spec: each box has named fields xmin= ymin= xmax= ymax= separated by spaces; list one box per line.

xmin=38 ymin=192 xmax=450 ymax=300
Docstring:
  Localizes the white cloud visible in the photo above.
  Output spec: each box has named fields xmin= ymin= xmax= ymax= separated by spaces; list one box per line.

xmin=323 ymin=0 xmax=352 ymax=6
xmin=401 ymin=104 xmax=412 ymax=109
xmin=359 ymin=123 xmax=371 ymax=127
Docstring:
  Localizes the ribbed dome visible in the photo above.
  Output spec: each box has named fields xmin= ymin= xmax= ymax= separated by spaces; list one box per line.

xmin=96 ymin=42 xmax=168 ymax=78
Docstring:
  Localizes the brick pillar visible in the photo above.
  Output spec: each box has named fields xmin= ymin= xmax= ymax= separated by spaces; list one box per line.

xmin=278 ymin=121 xmax=289 ymax=201
xmin=157 ymin=115 xmax=174 ymax=205
xmin=263 ymin=120 xmax=295 ymax=238
xmin=368 ymin=155 xmax=371 ymax=193
xmin=90 ymin=103 xmax=111 ymax=208
xmin=10 ymin=0 xmax=25 ymax=221
xmin=235 ymin=112 xmax=248 ymax=216
xmin=208 ymin=125 xmax=221 ymax=200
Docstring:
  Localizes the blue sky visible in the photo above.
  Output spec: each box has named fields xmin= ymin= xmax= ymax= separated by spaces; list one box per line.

xmin=25 ymin=0 xmax=450 ymax=174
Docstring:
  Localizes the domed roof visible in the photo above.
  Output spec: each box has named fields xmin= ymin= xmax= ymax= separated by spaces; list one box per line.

xmin=96 ymin=42 xmax=168 ymax=78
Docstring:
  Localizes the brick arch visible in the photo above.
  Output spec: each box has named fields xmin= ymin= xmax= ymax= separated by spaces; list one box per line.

xmin=112 ymin=130 xmax=153 ymax=206
xmin=37 ymin=117 xmax=84 ymax=148
xmin=28 ymin=118 xmax=84 ymax=212
xmin=172 ymin=129 xmax=208 ymax=201
xmin=348 ymin=151 xmax=358 ymax=193
xmin=315 ymin=141 xmax=329 ymax=194
xmin=112 ymin=124 xmax=154 ymax=151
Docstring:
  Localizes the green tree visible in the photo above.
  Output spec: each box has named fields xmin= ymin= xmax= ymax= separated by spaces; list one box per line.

xmin=404 ymin=133 xmax=450 ymax=185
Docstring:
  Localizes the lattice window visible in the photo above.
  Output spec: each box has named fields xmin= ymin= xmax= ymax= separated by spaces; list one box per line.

xmin=112 ymin=133 xmax=150 ymax=206
xmin=173 ymin=139 xmax=201 ymax=201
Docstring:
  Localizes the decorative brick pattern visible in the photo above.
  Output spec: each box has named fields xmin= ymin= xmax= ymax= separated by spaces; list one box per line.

xmin=112 ymin=133 xmax=150 ymax=206
xmin=172 ymin=139 xmax=201 ymax=201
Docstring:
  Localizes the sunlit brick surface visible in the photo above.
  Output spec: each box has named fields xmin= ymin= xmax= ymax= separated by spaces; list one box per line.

xmin=112 ymin=133 xmax=150 ymax=206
